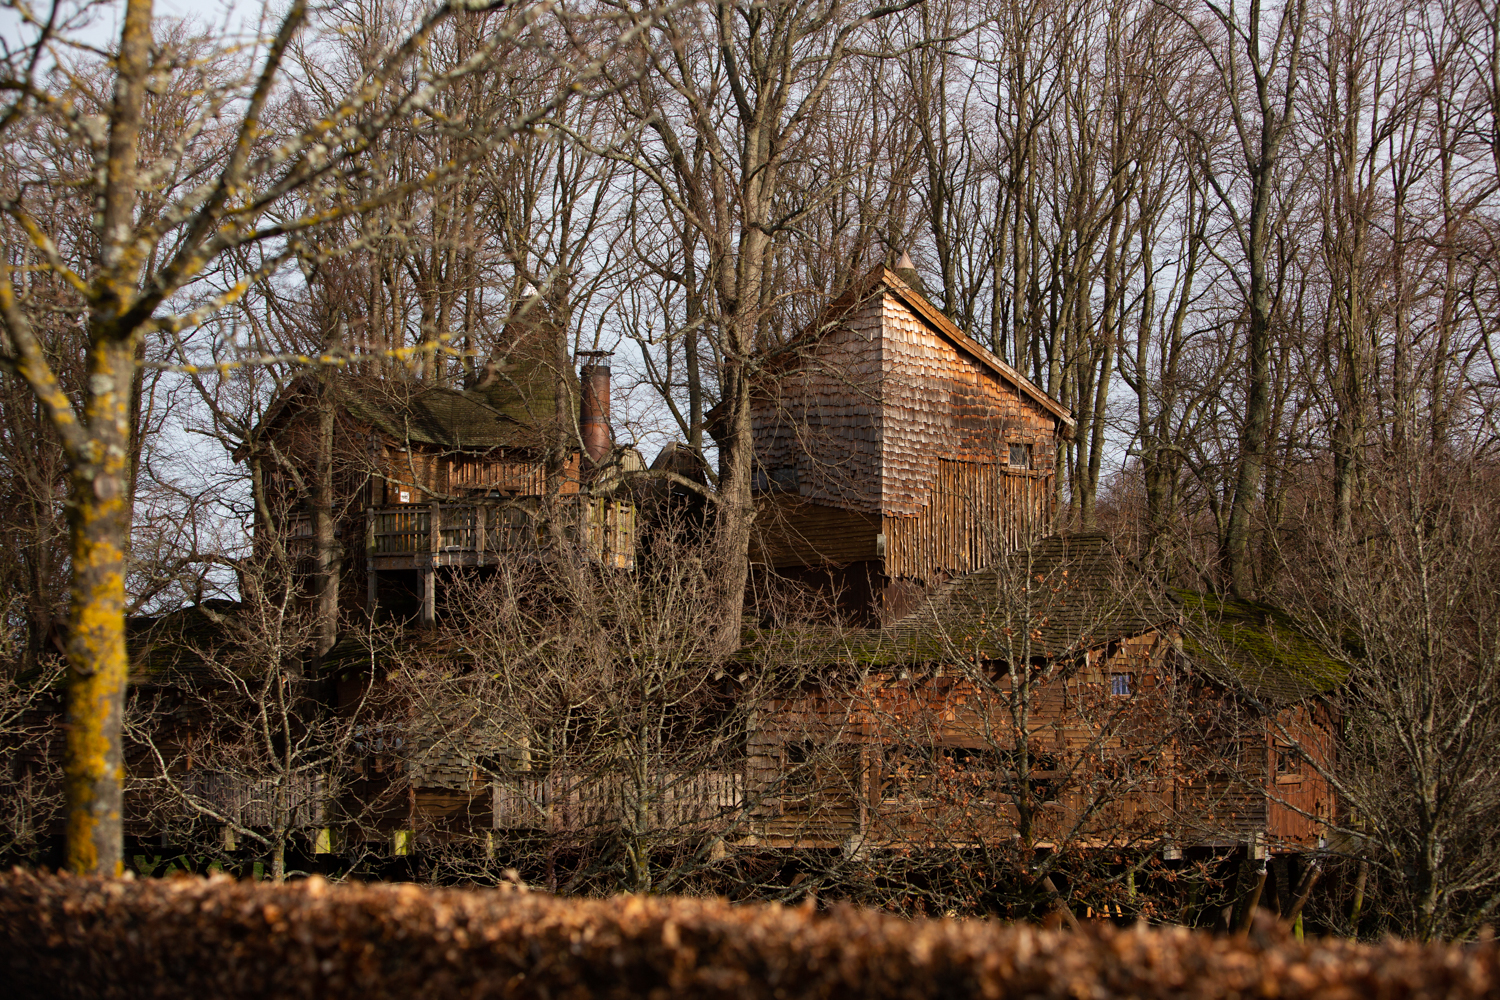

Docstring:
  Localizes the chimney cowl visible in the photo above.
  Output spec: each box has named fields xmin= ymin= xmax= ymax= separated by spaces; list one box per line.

xmin=893 ymin=250 xmax=929 ymax=299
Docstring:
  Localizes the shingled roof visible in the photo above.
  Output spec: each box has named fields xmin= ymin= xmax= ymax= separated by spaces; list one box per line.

xmin=890 ymin=533 xmax=1155 ymax=658
xmin=738 ymin=534 xmax=1159 ymax=669
xmin=246 ymin=351 xmax=577 ymax=458
xmin=737 ymin=535 xmax=1348 ymax=707
xmin=127 ymin=600 xmax=243 ymax=687
xmin=343 ymin=370 xmax=568 ymax=452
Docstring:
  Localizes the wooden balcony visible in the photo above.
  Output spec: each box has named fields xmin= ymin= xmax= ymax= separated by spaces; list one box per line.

xmin=367 ymin=497 xmax=636 ymax=572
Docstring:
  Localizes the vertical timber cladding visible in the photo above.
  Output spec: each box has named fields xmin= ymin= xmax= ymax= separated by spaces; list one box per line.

xmin=878 ymin=293 xmax=1059 ymax=581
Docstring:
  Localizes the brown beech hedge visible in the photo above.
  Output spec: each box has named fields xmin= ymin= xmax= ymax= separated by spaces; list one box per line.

xmin=1 ymin=870 xmax=1496 ymax=999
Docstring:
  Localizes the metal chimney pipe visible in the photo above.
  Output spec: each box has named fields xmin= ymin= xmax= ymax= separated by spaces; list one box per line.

xmin=577 ymin=350 xmax=612 ymax=466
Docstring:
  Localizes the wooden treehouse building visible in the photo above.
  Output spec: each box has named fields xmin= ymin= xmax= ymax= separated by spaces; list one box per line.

xmin=738 ymin=534 xmax=1343 ymax=861
xmin=120 ymin=258 xmax=1344 ymax=913
xmin=743 ymin=263 xmax=1075 ymax=624
xmin=249 ymin=347 xmax=637 ymax=625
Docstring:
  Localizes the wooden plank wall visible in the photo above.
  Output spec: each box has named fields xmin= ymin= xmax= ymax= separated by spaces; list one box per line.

xmin=750 ymin=495 xmax=881 ymax=569
xmin=447 ymin=453 xmax=583 ymax=496
xmin=883 ymin=461 xmax=1052 ymax=580
xmin=1266 ymin=704 xmax=1335 ymax=849
xmin=375 ymin=449 xmax=583 ymax=503
xmin=492 ymin=770 xmax=745 ymax=835
xmin=744 ymin=635 xmax=1326 ymax=852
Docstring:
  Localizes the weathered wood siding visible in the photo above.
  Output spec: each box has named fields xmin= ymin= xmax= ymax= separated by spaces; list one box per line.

xmin=751 ymin=495 xmax=881 ymax=569
xmin=750 ymin=285 xmax=1064 ymax=585
xmin=1266 ymin=704 xmax=1336 ymax=849
xmin=492 ymin=770 xmax=745 ymax=835
xmin=745 ymin=633 xmax=1326 ymax=852
xmin=375 ymin=449 xmax=583 ymax=504
xmin=751 ymin=296 xmax=886 ymax=512
xmin=368 ymin=498 xmax=636 ymax=571
xmin=882 ymin=461 xmax=1052 ymax=580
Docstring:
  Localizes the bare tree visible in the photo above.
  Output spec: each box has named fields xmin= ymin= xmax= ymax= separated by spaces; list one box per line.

xmin=1276 ymin=459 xmax=1500 ymax=940
xmin=593 ymin=0 xmax=920 ymax=651
xmin=396 ymin=515 xmax=810 ymax=895
xmin=1153 ymin=0 xmax=1309 ymax=595
xmin=0 ymin=0 xmax=662 ymax=875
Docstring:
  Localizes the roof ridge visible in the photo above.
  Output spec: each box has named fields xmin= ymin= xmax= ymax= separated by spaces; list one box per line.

xmin=879 ymin=268 xmax=1075 ymax=429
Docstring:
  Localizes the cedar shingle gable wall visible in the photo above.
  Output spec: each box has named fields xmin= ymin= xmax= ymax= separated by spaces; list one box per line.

xmin=876 ymin=291 xmax=1061 ymax=516
xmin=751 ymin=292 xmax=886 ymax=513
xmin=749 ymin=269 xmax=1074 ymax=585
xmin=751 ymin=275 xmax=1069 ymax=519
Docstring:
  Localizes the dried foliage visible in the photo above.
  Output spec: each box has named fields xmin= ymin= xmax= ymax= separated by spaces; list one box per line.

xmin=2 ymin=871 xmax=1497 ymax=1000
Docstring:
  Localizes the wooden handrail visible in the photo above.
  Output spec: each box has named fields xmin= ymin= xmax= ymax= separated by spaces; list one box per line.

xmin=367 ymin=497 xmax=636 ymax=569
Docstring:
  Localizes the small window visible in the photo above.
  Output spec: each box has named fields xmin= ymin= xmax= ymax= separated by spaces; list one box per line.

xmin=783 ymin=741 xmax=817 ymax=799
xmin=752 ymin=468 xmax=798 ymax=493
xmin=1009 ymin=443 xmax=1032 ymax=469
xmin=1109 ymin=672 xmax=1133 ymax=697
xmin=1275 ymin=743 xmax=1304 ymax=783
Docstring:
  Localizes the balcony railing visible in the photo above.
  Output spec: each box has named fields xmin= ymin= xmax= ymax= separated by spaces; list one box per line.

xmin=182 ymin=769 xmax=327 ymax=829
xmin=368 ymin=496 xmax=635 ymax=571
xmin=492 ymin=768 xmax=746 ymax=834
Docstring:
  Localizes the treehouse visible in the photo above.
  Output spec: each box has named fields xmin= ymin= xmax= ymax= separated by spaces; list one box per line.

xmin=115 ymin=265 xmax=1342 ymax=902
xmin=743 ymin=260 xmax=1075 ymax=624
xmin=243 ymin=346 xmax=637 ymax=625
xmin=738 ymin=534 xmax=1344 ymax=864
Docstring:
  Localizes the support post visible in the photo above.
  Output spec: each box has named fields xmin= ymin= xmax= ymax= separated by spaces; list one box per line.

xmin=1348 ymin=859 xmax=1369 ymax=938
xmin=1040 ymin=874 xmax=1082 ymax=932
xmin=1284 ymin=856 xmax=1321 ymax=938
xmin=421 ymin=501 xmax=440 ymax=625
xmin=1235 ymin=854 xmax=1269 ymax=938
xmin=365 ymin=507 xmax=377 ymax=621
xmin=421 ymin=568 xmax=435 ymax=625
xmin=476 ymin=503 xmax=487 ymax=561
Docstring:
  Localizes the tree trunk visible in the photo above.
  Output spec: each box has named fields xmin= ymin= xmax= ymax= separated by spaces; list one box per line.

xmin=62 ymin=337 xmax=139 ymax=877
xmin=1224 ymin=172 xmax=1274 ymax=599
xmin=59 ymin=0 xmax=154 ymax=877
xmin=312 ymin=369 xmax=339 ymax=659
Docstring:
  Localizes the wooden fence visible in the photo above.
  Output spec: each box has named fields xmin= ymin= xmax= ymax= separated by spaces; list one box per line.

xmin=492 ymin=769 xmax=745 ymax=835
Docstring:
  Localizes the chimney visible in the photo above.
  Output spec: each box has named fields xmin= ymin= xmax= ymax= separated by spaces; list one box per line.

xmin=577 ymin=350 xmax=612 ymax=466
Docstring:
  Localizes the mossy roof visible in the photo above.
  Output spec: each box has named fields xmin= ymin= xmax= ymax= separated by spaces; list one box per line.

xmin=342 ymin=364 xmax=573 ymax=452
xmin=127 ymin=604 xmax=416 ymax=687
xmin=1169 ymin=589 xmax=1348 ymax=704
xmin=127 ymin=600 xmax=242 ymax=686
xmin=735 ymin=536 xmax=1349 ymax=706
xmin=736 ymin=534 xmax=1161 ymax=669
xmin=249 ymin=346 xmax=577 ymax=458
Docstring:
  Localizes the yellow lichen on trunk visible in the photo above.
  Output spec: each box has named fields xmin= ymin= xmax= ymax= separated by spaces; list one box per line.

xmin=62 ymin=526 xmax=127 ymax=876
xmin=62 ymin=336 xmax=136 ymax=876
